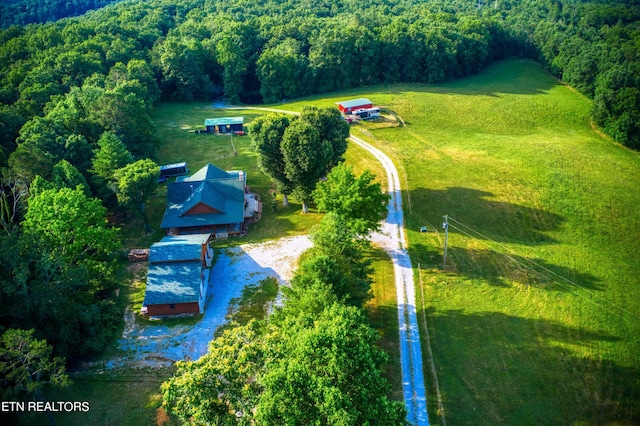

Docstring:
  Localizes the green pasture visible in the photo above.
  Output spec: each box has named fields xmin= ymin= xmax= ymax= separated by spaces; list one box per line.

xmin=367 ymin=59 xmax=638 ymax=425
xmin=265 ymin=58 xmax=640 ymax=424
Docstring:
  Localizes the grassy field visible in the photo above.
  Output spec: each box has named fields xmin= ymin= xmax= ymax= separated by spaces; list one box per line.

xmin=264 ymin=58 xmax=640 ymax=424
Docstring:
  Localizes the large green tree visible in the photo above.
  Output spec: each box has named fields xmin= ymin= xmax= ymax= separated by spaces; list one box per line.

xmin=0 ymin=328 xmax=69 ymax=400
xmin=17 ymin=187 xmax=121 ymax=356
xmin=313 ymin=163 xmax=389 ymax=236
xmin=248 ymin=113 xmax=294 ymax=206
xmin=299 ymin=106 xmax=349 ymax=171
xmin=256 ymin=304 xmax=406 ymax=425
xmin=50 ymin=159 xmax=90 ymax=194
xmin=162 ymin=321 xmax=264 ymax=425
xmin=113 ymin=158 xmax=158 ymax=233
xmin=281 ymin=119 xmax=331 ymax=213
xmin=306 ymin=212 xmax=375 ymax=306
xmin=89 ymin=131 xmax=133 ymax=203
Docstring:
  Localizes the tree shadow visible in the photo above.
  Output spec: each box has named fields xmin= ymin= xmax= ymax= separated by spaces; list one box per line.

xmin=409 ymin=186 xmax=564 ymax=245
xmin=421 ymin=308 xmax=639 ymax=425
xmin=388 ymin=59 xmax=560 ymax=98
xmin=447 ymin=246 xmax=603 ymax=291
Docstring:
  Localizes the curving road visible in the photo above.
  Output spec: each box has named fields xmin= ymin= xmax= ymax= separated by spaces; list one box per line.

xmin=350 ymin=135 xmax=428 ymax=426
xmin=225 ymin=105 xmax=428 ymax=424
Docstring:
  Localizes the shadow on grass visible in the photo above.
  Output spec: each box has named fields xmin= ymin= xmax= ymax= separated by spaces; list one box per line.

xmin=447 ymin=246 xmax=603 ymax=291
xmin=409 ymin=186 xmax=564 ymax=244
xmin=423 ymin=308 xmax=639 ymax=425
xmin=390 ymin=59 xmax=560 ymax=99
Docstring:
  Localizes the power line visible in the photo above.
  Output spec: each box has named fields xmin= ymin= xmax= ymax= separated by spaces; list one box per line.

xmin=445 ymin=216 xmax=640 ymax=324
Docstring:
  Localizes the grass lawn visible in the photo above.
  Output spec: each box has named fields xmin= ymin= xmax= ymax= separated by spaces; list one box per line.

xmin=12 ymin=371 xmax=175 ymax=426
xmin=270 ymin=58 xmax=640 ymax=424
xmin=365 ymin=247 xmax=403 ymax=401
xmin=128 ymin=103 xmax=323 ymax=248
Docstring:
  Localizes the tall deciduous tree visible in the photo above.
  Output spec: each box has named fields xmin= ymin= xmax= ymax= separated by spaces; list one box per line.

xmin=19 ymin=187 xmax=121 ymax=356
xmin=0 ymin=328 xmax=69 ymax=400
xmin=306 ymin=212 xmax=375 ymax=306
xmin=51 ymin=159 xmax=90 ymax=194
xmin=299 ymin=106 xmax=349 ymax=171
xmin=162 ymin=321 xmax=264 ymax=425
xmin=90 ymin=131 xmax=133 ymax=202
xmin=313 ymin=163 xmax=389 ymax=236
xmin=113 ymin=158 xmax=158 ymax=233
xmin=248 ymin=113 xmax=293 ymax=206
xmin=90 ymin=132 xmax=133 ymax=180
xmin=256 ymin=304 xmax=406 ymax=425
xmin=281 ymin=119 xmax=331 ymax=213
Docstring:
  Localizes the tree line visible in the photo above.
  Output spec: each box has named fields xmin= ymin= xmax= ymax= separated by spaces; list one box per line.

xmin=0 ymin=0 xmax=637 ymax=155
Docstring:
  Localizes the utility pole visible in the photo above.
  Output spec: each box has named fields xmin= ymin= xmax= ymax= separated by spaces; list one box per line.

xmin=442 ymin=214 xmax=449 ymax=268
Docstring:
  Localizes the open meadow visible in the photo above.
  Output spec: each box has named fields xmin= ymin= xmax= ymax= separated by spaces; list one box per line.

xmin=279 ymin=58 xmax=640 ymax=425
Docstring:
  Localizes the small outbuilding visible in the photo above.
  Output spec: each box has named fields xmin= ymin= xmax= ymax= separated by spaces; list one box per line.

xmin=160 ymin=162 xmax=189 ymax=179
xmin=204 ymin=117 xmax=244 ymax=134
xmin=353 ymin=107 xmax=380 ymax=120
xmin=336 ymin=98 xmax=373 ymax=114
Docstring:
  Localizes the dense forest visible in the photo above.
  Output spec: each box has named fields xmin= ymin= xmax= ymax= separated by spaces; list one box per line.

xmin=0 ymin=0 xmax=119 ymax=27
xmin=0 ymin=0 xmax=639 ymax=406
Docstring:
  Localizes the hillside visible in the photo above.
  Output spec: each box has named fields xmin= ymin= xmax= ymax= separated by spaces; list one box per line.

xmin=0 ymin=0 xmax=639 ymax=423
xmin=354 ymin=59 xmax=640 ymax=424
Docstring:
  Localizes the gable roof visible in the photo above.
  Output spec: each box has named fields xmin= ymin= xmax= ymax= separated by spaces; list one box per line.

xmin=177 ymin=163 xmax=231 ymax=182
xmin=148 ymin=234 xmax=209 ymax=263
xmin=180 ymin=180 xmax=227 ymax=216
xmin=160 ymin=164 xmax=246 ymax=230
xmin=337 ymin=98 xmax=372 ymax=109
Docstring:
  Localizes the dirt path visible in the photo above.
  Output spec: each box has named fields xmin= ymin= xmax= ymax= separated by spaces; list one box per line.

xmin=351 ymin=135 xmax=429 ymax=426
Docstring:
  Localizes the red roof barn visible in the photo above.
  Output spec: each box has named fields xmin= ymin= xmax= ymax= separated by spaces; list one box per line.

xmin=336 ymin=98 xmax=373 ymax=114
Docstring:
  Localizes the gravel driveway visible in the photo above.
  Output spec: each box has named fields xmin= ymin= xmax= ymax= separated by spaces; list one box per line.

xmin=110 ymin=235 xmax=312 ymax=368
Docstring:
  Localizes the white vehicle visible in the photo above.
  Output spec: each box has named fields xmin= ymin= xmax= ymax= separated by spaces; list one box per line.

xmin=353 ymin=107 xmax=380 ymax=120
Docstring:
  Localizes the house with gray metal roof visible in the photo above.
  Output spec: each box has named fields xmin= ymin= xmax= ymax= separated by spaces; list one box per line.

xmin=142 ymin=234 xmax=213 ymax=316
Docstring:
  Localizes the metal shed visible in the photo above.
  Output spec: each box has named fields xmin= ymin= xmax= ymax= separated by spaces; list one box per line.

xmin=336 ymin=98 xmax=373 ymax=114
xmin=204 ymin=117 xmax=244 ymax=134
